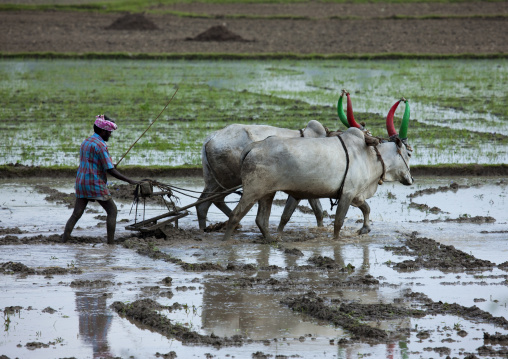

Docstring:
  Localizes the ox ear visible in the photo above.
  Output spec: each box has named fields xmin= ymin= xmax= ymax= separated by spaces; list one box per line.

xmin=394 ymin=136 xmax=404 ymax=149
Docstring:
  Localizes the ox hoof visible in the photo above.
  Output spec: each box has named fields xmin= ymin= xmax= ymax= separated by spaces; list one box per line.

xmin=358 ymin=227 xmax=371 ymax=235
xmin=260 ymin=234 xmax=280 ymax=244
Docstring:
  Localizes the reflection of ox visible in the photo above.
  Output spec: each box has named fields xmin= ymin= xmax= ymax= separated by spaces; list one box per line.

xmin=196 ymin=120 xmax=328 ymax=230
xmin=223 ymin=98 xmax=413 ymax=242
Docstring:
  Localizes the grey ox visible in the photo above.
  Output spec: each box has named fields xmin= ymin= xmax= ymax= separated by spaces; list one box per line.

xmin=196 ymin=120 xmax=328 ymax=231
xmin=223 ymin=99 xmax=413 ymax=242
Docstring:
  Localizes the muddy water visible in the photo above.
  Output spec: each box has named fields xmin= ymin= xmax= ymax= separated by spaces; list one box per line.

xmin=1 ymin=176 xmax=507 ymax=358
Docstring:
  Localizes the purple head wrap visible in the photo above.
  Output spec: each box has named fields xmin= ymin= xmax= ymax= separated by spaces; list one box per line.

xmin=94 ymin=115 xmax=118 ymax=131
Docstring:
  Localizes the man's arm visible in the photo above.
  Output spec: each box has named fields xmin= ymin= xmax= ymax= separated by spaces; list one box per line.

xmin=107 ymin=168 xmax=139 ymax=185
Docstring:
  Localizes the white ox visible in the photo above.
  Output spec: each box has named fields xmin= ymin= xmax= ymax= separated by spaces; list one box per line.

xmin=223 ymin=99 xmax=413 ymax=242
xmin=196 ymin=120 xmax=329 ymax=230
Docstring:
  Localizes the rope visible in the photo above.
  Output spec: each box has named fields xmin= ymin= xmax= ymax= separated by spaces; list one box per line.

xmin=330 ymin=134 xmax=350 ymax=211
xmin=167 ymin=187 xmax=239 ymax=203
xmin=373 ymin=146 xmax=386 ymax=184
xmin=116 ymin=87 xmax=179 ymax=167
xmin=163 ymin=183 xmax=242 ymax=196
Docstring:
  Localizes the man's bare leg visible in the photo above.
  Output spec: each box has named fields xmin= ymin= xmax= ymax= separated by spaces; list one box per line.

xmin=63 ymin=198 xmax=89 ymax=242
xmin=98 ymin=199 xmax=117 ymax=244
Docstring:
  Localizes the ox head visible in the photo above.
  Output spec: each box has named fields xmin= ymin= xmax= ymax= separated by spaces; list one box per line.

xmin=385 ymin=98 xmax=413 ymax=185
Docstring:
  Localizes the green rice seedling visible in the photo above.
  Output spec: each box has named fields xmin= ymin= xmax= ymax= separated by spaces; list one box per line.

xmin=1 ymin=59 xmax=506 ymax=167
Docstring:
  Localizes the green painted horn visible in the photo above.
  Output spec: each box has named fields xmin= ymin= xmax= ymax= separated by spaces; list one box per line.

xmin=399 ymin=100 xmax=410 ymax=139
xmin=337 ymin=94 xmax=350 ymax=128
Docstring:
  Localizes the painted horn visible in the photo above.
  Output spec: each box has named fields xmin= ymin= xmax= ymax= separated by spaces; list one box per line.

xmin=346 ymin=93 xmax=362 ymax=129
xmin=399 ymin=99 xmax=410 ymax=140
xmin=337 ymin=92 xmax=350 ymax=128
xmin=386 ymin=99 xmax=403 ymax=137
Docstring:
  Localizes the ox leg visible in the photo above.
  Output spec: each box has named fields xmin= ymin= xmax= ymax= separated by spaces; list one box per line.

xmin=277 ymin=196 xmax=300 ymax=233
xmin=308 ymin=198 xmax=324 ymax=227
xmin=357 ymin=201 xmax=371 ymax=235
xmin=333 ymin=196 xmax=353 ymax=239
xmin=223 ymin=195 xmax=257 ymax=241
xmin=196 ymin=185 xmax=232 ymax=230
xmin=278 ymin=197 xmax=324 ymax=233
xmin=256 ymin=193 xmax=276 ymax=242
xmin=213 ymin=197 xmax=232 ymax=218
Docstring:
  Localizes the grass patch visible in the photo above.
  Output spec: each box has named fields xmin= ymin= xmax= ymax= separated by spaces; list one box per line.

xmin=1 ymin=0 xmax=507 ymax=14
xmin=1 ymin=52 xmax=507 ymax=61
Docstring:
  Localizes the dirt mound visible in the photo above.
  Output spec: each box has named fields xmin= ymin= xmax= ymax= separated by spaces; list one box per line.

xmin=385 ymin=232 xmax=496 ymax=272
xmin=187 ymin=25 xmax=248 ymax=42
xmin=106 ymin=13 xmax=159 ymax=31
xmin=111 ymin=298 xmax=245 ymax=346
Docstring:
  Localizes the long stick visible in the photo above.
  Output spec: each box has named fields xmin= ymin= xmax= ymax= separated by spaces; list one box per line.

xmin=116 ymin=87 xmax=179 ymax=167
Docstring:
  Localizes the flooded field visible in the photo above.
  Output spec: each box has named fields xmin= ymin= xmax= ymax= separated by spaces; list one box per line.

xmin=1 ymin=175 xmax=507 ymax=359
xmin=1 ymin=59 xmax=507 ymax=167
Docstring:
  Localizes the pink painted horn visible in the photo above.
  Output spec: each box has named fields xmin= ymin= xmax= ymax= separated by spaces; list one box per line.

xmin=386 ymin=99 xmax=403 ymax=137
xmin=346 ymin=93 xmax=362 ymax=129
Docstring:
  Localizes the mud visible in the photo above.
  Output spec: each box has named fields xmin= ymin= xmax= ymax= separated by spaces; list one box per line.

xmin=70 ymin=279 xmax=114 ymax=287
xmin=111 ymin=298 xmax=246 ymax=347
xmin=0 ymin=261 xmax=82 ymax=275
xmin=2 ymin=3 xmax=508 ymax=55
xmin=408 ymin=182 xmax=477 ymax=198
xmin=281 ymin=291 xmax=420 ymax=342
xmin=408 ymin=202 xmax=444 ymax=214
xmin=1 ymin=176 xmax=507 ymax=358
xmin=477 ymin=345 xmax=508 ymax=356
xmin=423 ymin=215 xmax=497 ymax=224
xmin=186 ymin=25 xmax=250 ymax=42
xmin=105 ymin=13 xmax=159 ymax=31
xmin=0 ymin=226 xmax=27 ymax=235
xmin=484 ymin=332 xmax=508 ymax=343
xmin=385 ymin=232 xmax=497 ymax=272
xmin=34 ymin=184 xmax=76 ymax=208
xmin=25 ymin=341 xmax=53 ymax=349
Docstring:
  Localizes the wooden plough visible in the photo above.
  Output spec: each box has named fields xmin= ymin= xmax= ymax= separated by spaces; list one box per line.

xmin=125 ymin=184 xmax=242 ymax=237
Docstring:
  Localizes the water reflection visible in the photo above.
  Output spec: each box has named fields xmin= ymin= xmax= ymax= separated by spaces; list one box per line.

xmin=75 ymin=293 xmax=113 ymax=358
xmin=198 ymin=239 xmax=383 ymax=340
xmin=74 ymin=248 xmax=115 ymax=358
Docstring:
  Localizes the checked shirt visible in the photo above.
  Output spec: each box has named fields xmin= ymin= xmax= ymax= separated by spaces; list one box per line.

xmin=75 ymin=133 xmax=115 ymax=198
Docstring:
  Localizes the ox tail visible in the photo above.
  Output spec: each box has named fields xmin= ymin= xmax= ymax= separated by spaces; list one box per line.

xmin=202 ymin=133 xmax=228 ymax=191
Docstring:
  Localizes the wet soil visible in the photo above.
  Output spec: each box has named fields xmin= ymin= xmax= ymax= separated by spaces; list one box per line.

xmin=0 ymin=261 xmax=83 ymax=275
xmin=186 ymin=24 xmax=250 ymax=42
xmin=408 ymin=182 xmax=478 ymax=199
xmin=385 ymin=232 xmax=497 ymax=272
xmin=1 ymin=229 xmax=507 ymax=357
xmin=1 ymin=3 xmax=507 ymax=55
xmin=111 ymin=298 xmax=246 ymax=347
xmin=105 ymin=13 xmax=159 ymax=31
xmin=1 ymin=176 xmax=507 ymax=358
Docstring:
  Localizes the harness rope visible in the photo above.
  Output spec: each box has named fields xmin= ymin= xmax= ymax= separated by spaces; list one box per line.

xmin=397 ymin=146 xmax=411 ymax=174
xmin=330 ymin=134 xmax=350 ymax=210
xmin=373 ymin=146 xmax=386 ymax=184
xmin=329 ymin=135 xmax=412 ymax=210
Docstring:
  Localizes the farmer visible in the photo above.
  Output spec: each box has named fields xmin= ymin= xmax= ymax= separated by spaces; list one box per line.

xmin=62 ymin=115 xmax=140 ymax=244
